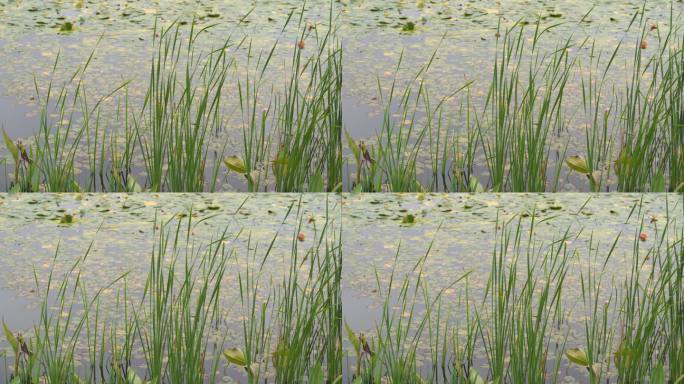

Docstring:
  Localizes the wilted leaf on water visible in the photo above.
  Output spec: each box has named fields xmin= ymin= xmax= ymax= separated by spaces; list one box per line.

xmin=223 ymin=156 xmax=247 ymax=174
xmin=565 ymin=347 xmax=589 ymax=367
xmin=565 ymin=155 xmax=590 ymax=174
xmin=223 ymin=347 xmax=247 ymax=367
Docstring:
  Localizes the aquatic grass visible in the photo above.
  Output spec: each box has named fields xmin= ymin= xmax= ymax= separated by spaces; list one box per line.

xmin=473 ymin=212 xmax=577 ymax=383
xmin=136 ymin=20 xmax=233 ymax=193
xmin=445 ymin=280 xmax=478 ymax=382
xmin=614 ymin=9 xmax=677 ymax=192
xmin=225 ymin=4 xmax=343 ymax=193
xmin=345 ymin=228 xmax=471 ymax=383
xmin=225 ymin=197 xmax=343 ymax=382
xmin=372 ymin=52 xmax=431 ymax=193
xmin=666 ymin=28 xmax=684 ymax=191
xmin=132 ymin=212 xmax=230 ymax=383
xmin=348 ymin=48 xmax=471 ymax=193
xmin=233 ymin=232 xmax=276 ymax=382
xmin=0 ymin=238 xmax=128 ymax=383
xmin=575 ymin=41 xmax=621 ymax=192
xmin=567 ymin=201 xmax=684 ymax=383
xmin=614 ymin=217 xmax=680 ymax=382
xmin=664 ymin=227 xmax=684 ymax=381
xmin=477 ymin=20 xmax=573 ymax=192
xmin=272 ymin=9 xmax=343 ymax=192
xmin=2 ymin=51 xmax=93 ymax=193
xmin=273 ymin=206 xmax=342 ymax=382
xmin=573 ymin=233 xmax=620 ymax=383
xmin=443 ymin=95 xmax=480 ymax=192
xmin=370 ymin=245 xmax=428 ymax=383
xmin=234 ymin=40 xmax=278 ymax=192
xmin=507 ymin=224 xmax=570 ymax=383
xmin=31 ymin=54 xmax=88 ymax=193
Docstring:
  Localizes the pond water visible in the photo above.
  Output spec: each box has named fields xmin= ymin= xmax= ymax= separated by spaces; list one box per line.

xmin=0 ymin=193 xmax=681 ymax=382
xmin=0 ymin=1 xmax=681 ymax=191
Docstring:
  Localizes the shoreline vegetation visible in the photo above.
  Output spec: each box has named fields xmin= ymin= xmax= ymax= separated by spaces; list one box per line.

xmin=0 ymin=4 xmax=681 ymax=193
xmin=0 ymin=196 xmax=682 ymax=383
